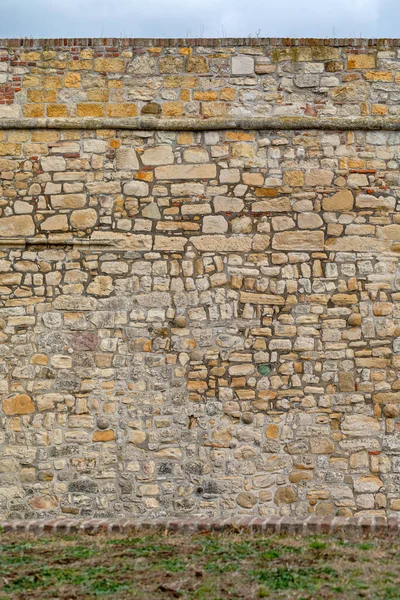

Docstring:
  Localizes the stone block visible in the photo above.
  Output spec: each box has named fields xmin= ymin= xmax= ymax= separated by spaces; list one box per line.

xmin=0 ymin=215 xmax=35 ymax=237
xmin=272 ymin=230 xmax=324 ymax=251
xmin=155 ymin=164 xmax=216 ymax=180
xmin=232 ymin=56 xmax=254 ymax=75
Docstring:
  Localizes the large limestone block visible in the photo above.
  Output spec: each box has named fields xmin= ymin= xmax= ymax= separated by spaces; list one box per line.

xmin=240 ymin=291 xmax=285 ymax=305
xmin=51 ymin=194 xmax=86 ymax=209
xmin=171 ymin=183 xmax=205 ymax=196
xmin=298 ymin=213 xmax=323 ymax=229
xmin=41 ymin=215 xmax=68 ymax=232
xmin=214 ymin=197 xmax=244 ymax=213
xmin=373 ymin=392 xmax=400 ymax=404
xmin=70 ymin=209 xmax=98 ymax=230
xmin=322 ymin=190 xmax=354 ymax=211
xmin=87 ymin=276 xmax=114 ymax=296
xmin=116 ymin=148 xmax=139 ymax=170
xmin=305 ymin=169 xmax=334 ymax=187
xmin=331 ymin=293 xmax=358 ymax=306
xmin=341 ymin=415 xmax=380 ymax=437
xmin=232 ymin=56 xmax=254 ymax=75
xmin=0 ymin=215 xmax=35 ymax=237
xmin=86 ymin=181 xmax=121 ymax=194
xmin=123 ymin=180 xmax=149 ymax=197
xmin=382 ymin=225 xmax=400 ymax=240
xmin=153 ymin=236 xmax=187 ymax=251
xmin=202 ymin=216 xmax=228 ymax=233
xmin=41 ymin=156 xmax=66 ymax=171
xmin=353 ymin=475 xmax=383 ymax=493
xmin=356 ymin=194 xmax=396 ymax=210
xmin=190 ymin=235 xmax=252 ymax=252
xmin=272 ymin=230 xmax=324 ymax=251
xmin=91 ymin=231 xmax=152 ymax=251
xmin=53 ymin=296 xmax=97 ymax=310
xmin=325 ymin=236 xmax=390 ymax=252
xmin=141 ymin=145 xmax=174 ymax=166
xmin=155 ymin=164 xmax=216 ymax=180
xmin=251 ymin=198 xmax=291 ymax=212
xmin=331 ymin=80 xmax=370 ymax=102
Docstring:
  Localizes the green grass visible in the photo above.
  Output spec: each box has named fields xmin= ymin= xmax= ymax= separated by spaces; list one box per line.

xmin=0 ymin=532 xmax=399 ymax=599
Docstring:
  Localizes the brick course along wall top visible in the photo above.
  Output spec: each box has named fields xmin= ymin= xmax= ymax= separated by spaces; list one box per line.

xmin=1 ymin=37 xmax=400 ymax=519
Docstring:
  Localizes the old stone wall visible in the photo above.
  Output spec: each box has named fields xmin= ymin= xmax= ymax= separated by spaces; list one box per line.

xmin=0 ymin=37 xmax=399 ymax=122
xmin=1 ymin=38 xmax=400 ymax=520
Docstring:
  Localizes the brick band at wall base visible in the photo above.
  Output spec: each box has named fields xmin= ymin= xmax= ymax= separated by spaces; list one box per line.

xmin=1 ymin=517 xmax=399 ymax=539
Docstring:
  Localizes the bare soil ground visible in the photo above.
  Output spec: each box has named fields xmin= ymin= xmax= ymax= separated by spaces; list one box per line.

xmin=0 ymin=531 xmax=399 ymax=599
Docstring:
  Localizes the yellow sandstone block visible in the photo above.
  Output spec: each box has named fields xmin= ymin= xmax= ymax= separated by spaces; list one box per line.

xmin=20 ymin=51 xmax=41 ymax=61
xmin=42 ymin=51 xmax=56 ymax=61
xmin=93 ymin=430 xmax=115 ymax=442
xmin=68 ymin=59 xmax=92 ymax=71
xmin=22 ymin=75 xmax=39 ymax=88
xmin=372 ymin=104 xmax=387 ymax=115
xmin=108 ymin=80 xmax=124 ymax=88
xmin=27 ymin=90 xmax=56 ymax=103
xmin=30 ymin=354 xmax=49 ymax=365
xmin=220 ymin=87 xmax=237 ymax=100
xmin=94 ymin=58 xmax=125 ymax=73
xmin=348 ymin=54 xmax=376 ymax=69
xmin=47 ymin=104 xmax=69 ymax=117
xmin=106 ymin=104 xmax=138 ymax=117
xmin=364 ymin=71 xmax=393 ymax=81
xmin=186 ymin=55 xmax=208 ymax=73
xmin=164 ymin=76 xmax=199 ymax=88
xmin=32 ymin=131 xmax=59 ymax=142
xmin=65 ymin=73 xmax=81 ymax=88
xmin=23 ymin=104 xmax=44 ymax=118
xmin=193 ymin=91 xmax=218 ymax=101
xmin=8 ymin=131 xmax=29 ymax=142
xmin=41 ymin=75 xmax=63 ymax=89
xmin=180 ymin=89 xmax=190 ymax=101
xmin=162 ymin=101 xmax=184 ymax=117
xmin=87 ymin=89 xmax=110 ymax=102
xmin=225 ymin=131 xmax=255 ymax=141
xmin=77 ymin=104 xmax=105 ymax=117
xmin=283 ymin=170 xmax=305 ymax=187
xmin=80 ymin=49 xmax=94 ymax=59
xmin=266 ymin=424 xmax=279 ymax=439
xmin=177 ymin=132 xmax=194 ymax=144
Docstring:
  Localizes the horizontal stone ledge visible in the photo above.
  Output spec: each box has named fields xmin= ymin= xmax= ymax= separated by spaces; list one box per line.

xmin=0 ymin=237 xmax=114 ymax=249
xmin=0 ymin=235 xmax=400 ymax=256
xmin=0 ymin=516 xmax=398 ymax=538
xmin=3 ymin=116 xmax=400 ymax=131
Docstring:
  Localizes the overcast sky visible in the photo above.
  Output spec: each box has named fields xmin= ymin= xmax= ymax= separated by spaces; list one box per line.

xmin=0 ymin=0 xmax=397 ymax=39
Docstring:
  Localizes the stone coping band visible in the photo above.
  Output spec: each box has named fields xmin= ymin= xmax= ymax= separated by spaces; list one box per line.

xmin=0 ymin=517 xmax=399 ymax=538
xmin=1 ymin=116 xmax=400 ymax=131
xmin=1 ymin=37 xmax=400 ymax=48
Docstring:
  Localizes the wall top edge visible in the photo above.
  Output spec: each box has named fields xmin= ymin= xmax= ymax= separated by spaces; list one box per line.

xmin=1 ymin=37 xmax=400 ymax=49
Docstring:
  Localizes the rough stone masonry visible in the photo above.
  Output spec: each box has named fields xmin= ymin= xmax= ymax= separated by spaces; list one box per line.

xmin=2 ymin=37 xmax=400 ymax=519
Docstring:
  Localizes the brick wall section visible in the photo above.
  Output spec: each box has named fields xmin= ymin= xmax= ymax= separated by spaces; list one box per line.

xmin=2 ymin=39 xmax=400 ymax=521
xmin=0 ymin=38 xmax=400 ymax=120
